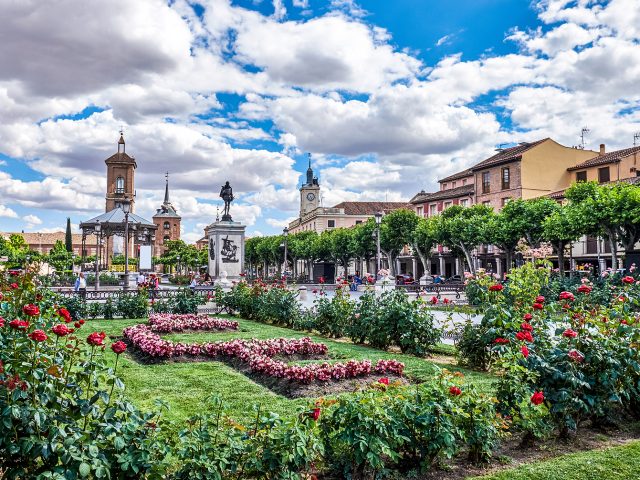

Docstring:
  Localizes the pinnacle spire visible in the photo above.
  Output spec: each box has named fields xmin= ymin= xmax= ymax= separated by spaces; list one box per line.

xmin=164 ymin=172 xmax=170 ymax=204
xmin=117 ymin=129 xmax=125 ymax=153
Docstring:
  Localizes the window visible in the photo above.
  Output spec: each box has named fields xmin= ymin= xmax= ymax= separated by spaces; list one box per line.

xmin=163 ymin=235 xmax=170 ymax=243
xmin=444 ymin=201 xmax=452 ymax=209
xmin=355 ymin=220 xmax=362 ymax=224
xmin=452 ymin=181 xmax=457 ymax=188
xmin=115 ymin=176 xmax=125 ymax=194
xmin=429 ymin=204 xmax=437 ymax=216
xmin=416 ymin=207 xmax=423 ymax=217
xmin=462 ymin=179 xmax=467 ymax=186
xmin=163 ymin=221 xmax=170 ymax=229
xmin=501 ymin=197 xmax=511 ymax=207
xmin=482 ymin=200 xmax=491 ymax=206
xmin=501 ymin=167 xmax=510 ymax=190
xmin=598 ymin=167 xmax=610 ymax=183
xmin=327 ymin=220 xmax=335 ymax=228
xmin=460 ymin=198 xmax=469 ymax=207
xmin=576 ymin=171 xmax=587 ymax=182
xmin=482 ymin=172 xmax=490 ymax=193
xmin=441 ymin=183 xmax=447 ymax=190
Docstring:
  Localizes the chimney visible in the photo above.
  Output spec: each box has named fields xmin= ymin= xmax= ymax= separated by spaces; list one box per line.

xmin=600 ymin=144 xmax=605 ymax=155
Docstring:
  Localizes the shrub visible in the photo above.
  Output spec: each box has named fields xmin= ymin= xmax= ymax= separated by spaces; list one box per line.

xmin=116 ymin=291 xmax=149 ymax=318
xmin=0 ymin=269 xmax=168 ymax=478
xmin=171 ymin=288 xmax=204 ymax=315
xmin=312 ymin=285 xmax=353 ymax=338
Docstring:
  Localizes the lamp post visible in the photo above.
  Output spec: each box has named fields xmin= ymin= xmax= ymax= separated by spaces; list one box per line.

xmin=176 ymin=255 xmax=181 ymax=276
xmin=374 ymin=211 xmax=383 ymax=275
xmin=122 ymin=201 xmax=131 ymax=291
xmin=94 ymin=222 xmax=101 ymax=291
xmin=283 ymin=227 xmax=289 ymax=278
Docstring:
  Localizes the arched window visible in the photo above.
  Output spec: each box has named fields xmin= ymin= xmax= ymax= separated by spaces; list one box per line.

xmin=163 ymin=235 xmax=170 ymax=244
xmin=115 ymin=176 xmax=125 ymax=194
xmin=163 ymin=221 xmax=170 ymax=229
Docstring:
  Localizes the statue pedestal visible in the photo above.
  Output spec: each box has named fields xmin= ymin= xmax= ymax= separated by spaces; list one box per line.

xmin=205 ymin=220 xmax=246 ymax=282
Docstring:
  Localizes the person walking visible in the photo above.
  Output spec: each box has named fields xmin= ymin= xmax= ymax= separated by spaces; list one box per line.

xmin=74 ymin=272 xmax=87 ymax=300
xmin=148 ymin=273 xmax=159 ymax=300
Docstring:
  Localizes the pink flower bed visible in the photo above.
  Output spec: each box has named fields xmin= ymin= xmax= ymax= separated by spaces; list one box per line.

xmin=148 ymin=314 xmax=239 ymax=333
xmin=123 ymin=324 xmax=404 ymax=384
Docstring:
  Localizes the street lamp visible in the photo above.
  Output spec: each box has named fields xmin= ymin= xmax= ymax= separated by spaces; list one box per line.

xmin=122 ymin=201 xmax=131 ymax=291
xmin=374 ymin=211 xmax=383 ymax=275
xmin=176 ymin=255 xmax=181 ymax=275
xmin=283 ymin=227 xmax=289 ymax=277
xmin=94 ymin=222 xmax=101 ymax=291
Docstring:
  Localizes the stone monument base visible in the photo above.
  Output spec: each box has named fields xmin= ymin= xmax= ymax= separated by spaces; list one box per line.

xmin=205 ymin=220 xmax=246 ymax=282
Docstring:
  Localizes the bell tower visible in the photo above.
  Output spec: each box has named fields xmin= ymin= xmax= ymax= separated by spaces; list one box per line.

xmin=300 ymin=153 xmax=320 ymax=216
xmin=105 ymin=131 xmax=137 ymax=212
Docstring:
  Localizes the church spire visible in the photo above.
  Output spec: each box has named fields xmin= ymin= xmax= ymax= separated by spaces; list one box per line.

xmin=306 ymin=153 xmax=313 ymax=185
xmin=164 ymin=172 xmax=170 ymax=204
xmin=117 ymin=129 xmax=125 ymax=154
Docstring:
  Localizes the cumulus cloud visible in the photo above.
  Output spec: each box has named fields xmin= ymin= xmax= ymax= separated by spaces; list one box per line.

xmin=0 ymin=205 xmax=18 ymax=218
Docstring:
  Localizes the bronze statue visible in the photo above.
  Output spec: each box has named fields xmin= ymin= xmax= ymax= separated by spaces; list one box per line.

xmin=219 ymin=181 xmax=234 ymax=221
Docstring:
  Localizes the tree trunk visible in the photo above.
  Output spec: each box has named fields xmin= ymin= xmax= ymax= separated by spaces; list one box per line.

xmin=460 ymin=243 xmax=475 ymax=275
xmin=505 ymin=249 xmax=513 ymax=274
xmin=607 ymin=232 xmax=618 ymax=270
xmin=556 ymin=241 xmax=565 ymax=278
xmin=381 ymin=249 xmax=396 ymax=276
xmin=411 ymin=242 xmax=429 ymax=274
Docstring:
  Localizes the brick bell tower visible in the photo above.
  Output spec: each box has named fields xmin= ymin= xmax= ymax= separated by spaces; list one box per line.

xmin=105 ymin=131 xmax=136 ymax=212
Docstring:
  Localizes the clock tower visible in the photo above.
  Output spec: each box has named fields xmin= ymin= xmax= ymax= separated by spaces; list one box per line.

xmin=300 ymin=154 xmax=320 ymax=216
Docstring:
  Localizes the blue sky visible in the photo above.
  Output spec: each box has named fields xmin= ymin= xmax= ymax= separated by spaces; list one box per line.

xmin=0 ymin=0 xmax=638 ymax=242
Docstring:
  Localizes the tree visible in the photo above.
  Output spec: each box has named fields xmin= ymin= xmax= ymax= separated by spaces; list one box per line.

xmin=542 ymin=204 xmax=580 ymax=277
xmin=329 ymin=228 xmax=355 ymax=277
xmin=437 ymin=204 xmax=493 ymax=275
xmin=379 ymin=209 xmax=419 ymax=276
xmin=565 ymin=182 xmax=640 ymax=269
xmin=65 ymin=218 xmax=73 ymax=253
xmin=485 ymin=199 xmax=529 ymax=271
xmin=287 ymin=231 xmax=318 ymax=279
xmin=521 ymin=197 xmax=561 ymax=248
xmin=47 ymin=240 xmax=73 ymax=272
xmin=411 ymin=216 xmax=437 ymax=274
xmin=351 ymin=219 xmax=377 ymax=275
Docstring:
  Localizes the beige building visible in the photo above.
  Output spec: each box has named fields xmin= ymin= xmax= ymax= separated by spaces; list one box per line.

xmin=288 ymin=160 xmax=407 ymax=234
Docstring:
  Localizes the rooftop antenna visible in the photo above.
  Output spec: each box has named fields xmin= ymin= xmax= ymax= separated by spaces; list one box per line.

xmin=579 ymin=127 xmax=590 ymax=149
xmin=634 ymin=132 xmax=640 ymax=147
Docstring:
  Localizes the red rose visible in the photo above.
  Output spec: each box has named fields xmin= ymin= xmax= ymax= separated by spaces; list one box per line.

xmin=443 ymin=298 xmax=450 ymax=305
xmin=0 ymin=317 xmax=4 ymax=328
xmin=559 ymin=291 xmax=575 ymax=301
xmin=111 ymin=341 xmax=127 ymax=355
xmin=79 ymin=319 xmax=85 ymax=325
xmin=577 ymin=285 xmax=592 ymax=294
xmin=532 ymin=303 xmax=544 ymax=310
xmin=28 ymin=329 xmax=48 ymax=342
xmin=521 ymin=345 xmax=529 ymax=358
xmin=523 ymin=313 xmax=533 ymax=321
xmin=516 ymin=331 xmax=533 ymax=342
xmin=35 ymin=294 xmax=43 ymax=301
xmin=449 ymin=386 xmax=462 ymax=396
xmin=562 ymin=328 xmax=578 ymax=338
xmin=535 ymin=295 xmax=545 ymax=303
xmin=494 ymin=337 xmax=509 ymax=344
xmin=311 ymin=408 xmax=321 ymax=421
xmin=622 ymin=276 xmax=635 ymax=284
xmin=52 ymin=324 xmax=71 ymax=337
xmin=430 ymin=296 xmax=438 ymax=305
xmin=531 ymin=391 xmax=544 ymax=405
xmin=568 ymin=349 xmax=584 ymax=362
xmin=378 ymin=377 xmax=389 ymax=385
xmin=87 ymin=331 xmax=106 ymax=347
xmin=10 ymin=283 xmax=19 ymax=289
xmin=521 ymin=322 xmax=533 ymax=331
xmin=56 ymin=308 xmax=71 ymax=323
xmin=489 ymin=284 xmax=504 ymax=292
xmin=74 ymin=322 xmax=81 ymax=328
xmin=9 ymin=319 xmax=29 ymax=330
xmin=22 ymin=304 xmax=40 ymax=316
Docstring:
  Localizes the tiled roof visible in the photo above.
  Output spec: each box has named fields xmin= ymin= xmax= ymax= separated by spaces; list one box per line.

xmin=79 ymin=207 xmax=156 ymax=228
xmin=547 ymin=175 xmax=640 ymax=200
xmin=331 ymin=201 xmax=410 ymax=215
xmin=104 ymin=152 xmax=136 ymax=164
xmin=471 ymin=139 xmax=549 ymax=171
xmin=0 ymin=232 xmax=84 ymax=245
xmin=567 ymin=146 xmax=640 ymax=171
xmin=438 ymin=168 xmax=473 ymax=184
xmin=410 ymin=184 xmax=475 ymax=204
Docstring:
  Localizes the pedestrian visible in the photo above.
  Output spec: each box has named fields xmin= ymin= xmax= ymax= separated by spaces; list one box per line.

xmin=137 ymin=272 xmax=146 ymax=288
xmin=189 ymin=273 xmax=198 ymax=294
xmin=350 ymin=271 xmax=362 ymax=291
xmin=74 ymin=272 xmax=87 ymax=300
xmin=149 ymin=273 xmax=158 ymax=299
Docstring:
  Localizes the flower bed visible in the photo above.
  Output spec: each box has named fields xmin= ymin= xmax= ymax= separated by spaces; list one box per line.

xmin=123 ymin=323 xmax=404 ymax=384
xmin=148 ymin=313 xmax=238 ymax=333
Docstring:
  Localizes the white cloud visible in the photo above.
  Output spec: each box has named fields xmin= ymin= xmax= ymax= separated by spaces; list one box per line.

xmin=0 ymin=205 xmax=18 ymax=218
xmin=23 ymin=214 xmax=42 ymax=226
xmin=266 ymin=217 xmax=296 ymax=228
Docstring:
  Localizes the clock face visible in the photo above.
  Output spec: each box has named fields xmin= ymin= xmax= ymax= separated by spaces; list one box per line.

xmin=306 ymin=193 xmax=316 ymax=201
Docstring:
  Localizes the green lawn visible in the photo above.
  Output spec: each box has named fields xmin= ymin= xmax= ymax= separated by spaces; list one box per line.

xmin=87 ymin=316 xmax=493 ymax=422
xmin=470 ymin=441 xmax=640 ymax=480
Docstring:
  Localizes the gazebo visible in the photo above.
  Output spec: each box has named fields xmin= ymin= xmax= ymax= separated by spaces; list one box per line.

xmin=79 ymin=204 xmax=157 ymax=289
